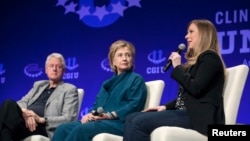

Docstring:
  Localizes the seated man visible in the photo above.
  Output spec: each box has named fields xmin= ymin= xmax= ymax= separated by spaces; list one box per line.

xmin=0 ymin=52 xmax=79 ymax=141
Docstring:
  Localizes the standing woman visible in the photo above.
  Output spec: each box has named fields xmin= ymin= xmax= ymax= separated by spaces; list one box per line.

xmin=123 ymin=19 xmax=226 ymax=141
xmin=52 ymin=40 xmax=147 ymax=141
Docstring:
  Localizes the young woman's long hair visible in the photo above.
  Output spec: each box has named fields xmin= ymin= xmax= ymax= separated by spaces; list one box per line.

xmin=184 ymin=19 xmax=226 ymax=76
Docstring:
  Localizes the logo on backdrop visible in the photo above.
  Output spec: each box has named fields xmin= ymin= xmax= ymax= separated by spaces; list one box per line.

xmin=56 ymin=0 xmax=142 ymax=28
xmin=215 ymin=8 xmax=250 ymax=66
xmin=0 ymin=63 xmax=6 ymax=84
xmin=146 ymin=50 xmax=166 ymax=74
xmin=63 ymin=57 xmax=80 ymax=79
xmin=24 ymin=64 xmax=43 ymax=78
xmin=101 ymin=58 xmax=113 ymax=72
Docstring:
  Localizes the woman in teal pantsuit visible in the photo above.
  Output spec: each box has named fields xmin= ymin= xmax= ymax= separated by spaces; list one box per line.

xmin=52 ymin=40 xmax=147 ymax=141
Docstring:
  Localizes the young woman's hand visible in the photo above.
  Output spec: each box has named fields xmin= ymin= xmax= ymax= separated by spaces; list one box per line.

xmin=142 ymin=105 xmax=166 ymax=112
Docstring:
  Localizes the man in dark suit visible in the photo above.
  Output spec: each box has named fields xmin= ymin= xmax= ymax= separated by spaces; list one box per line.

xmin=0 ymin=52 xmax=79 ymax=141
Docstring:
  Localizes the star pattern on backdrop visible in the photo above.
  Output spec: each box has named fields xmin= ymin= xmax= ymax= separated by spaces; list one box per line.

xmin=111 ymin=1 xmax=127 ymax=16
xmin=56 ymin=0 xmax=68 ymax=7
xmin=64 ymin=2 xmax=77 ymax=14
xmin=56 ymin=0 xmax=142 ymax=21
xmin=93 ymin=6 xmax=110 ymax=21
xmin=76 ymin=5 xmax=91 ymax=20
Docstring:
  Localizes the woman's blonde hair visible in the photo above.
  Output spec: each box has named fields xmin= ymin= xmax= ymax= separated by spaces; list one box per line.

xmin=184 ymin=19 xmax=226 ymax=73
xmin=108 ymin=40 xmax=135 ymax=72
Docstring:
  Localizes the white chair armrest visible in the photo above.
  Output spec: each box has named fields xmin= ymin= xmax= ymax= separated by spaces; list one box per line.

xmin=92 ymin=133 xmax=123 ymax=141
xmin=151 ymin=126 xmax=207 ymax=141
xmin=22 ymin=135 xmax=50 ymax=141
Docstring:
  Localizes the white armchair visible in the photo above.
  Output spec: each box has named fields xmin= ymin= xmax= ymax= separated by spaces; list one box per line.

xmin=150 ymin=64 xmax=249 ymax=141
xmin=22 ymin=88 xmax=84 ymax=141
xmin=92 ymin=80 xmax=165 ymax=141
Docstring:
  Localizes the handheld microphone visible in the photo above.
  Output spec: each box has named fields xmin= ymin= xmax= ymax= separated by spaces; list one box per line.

xmin=163 ymin=43 xmax=186 ymax=72
xmin=91 ymin=107 xmax=104 ymax=116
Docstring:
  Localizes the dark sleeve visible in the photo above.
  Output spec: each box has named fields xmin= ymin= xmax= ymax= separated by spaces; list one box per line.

xmin=164 ymin=99 xmax=177 ymax=110
xmin=171 ymin=51 xmax=223 ymax=98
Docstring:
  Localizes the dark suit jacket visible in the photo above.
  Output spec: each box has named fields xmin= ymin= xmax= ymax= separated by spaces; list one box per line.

xmin=17 ymin=80 xmax=79 ymax=138
xmin=165 ymin=50 xmax=225 ymax=135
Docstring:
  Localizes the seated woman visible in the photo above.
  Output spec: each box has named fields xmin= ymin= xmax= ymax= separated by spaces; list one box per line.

xmin=51 ymin=39 xmax=147 ymax=141
xmin=123 ymin=19 xmax=226 ymax=141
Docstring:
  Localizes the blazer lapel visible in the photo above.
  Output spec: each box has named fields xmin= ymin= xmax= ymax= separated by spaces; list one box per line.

xmin=28 ymin=83 xmax=49 ymax=105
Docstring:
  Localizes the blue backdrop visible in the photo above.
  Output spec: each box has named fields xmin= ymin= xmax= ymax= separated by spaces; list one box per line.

xmin=0 ymin=0 xmax=249 ymax=124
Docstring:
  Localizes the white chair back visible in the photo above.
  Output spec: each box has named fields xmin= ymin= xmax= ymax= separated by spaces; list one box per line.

xmin=144 ymin=80 xmax=165 ymax=109
xmin=77 ymin=88 xmax=84 ymax=118
xmin=223 ymin=64 xmax=249 ymax=124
